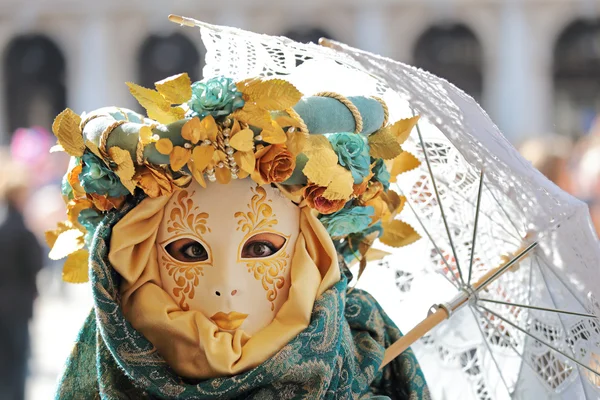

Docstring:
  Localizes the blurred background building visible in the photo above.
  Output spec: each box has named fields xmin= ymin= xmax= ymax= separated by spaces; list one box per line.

xmin=0 ymin=0 xmax=599 ymax=145
xmin=0 ymin=0 xmax=599 ymax=398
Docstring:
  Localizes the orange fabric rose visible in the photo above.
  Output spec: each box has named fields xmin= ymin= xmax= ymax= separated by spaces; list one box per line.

xmin=304 ymin=185 xmax=347 ymax=215
xmin=252 ymin=145 xmax=295 ymax=184
xmin=352 ymin=180 xmax=369 ymax=197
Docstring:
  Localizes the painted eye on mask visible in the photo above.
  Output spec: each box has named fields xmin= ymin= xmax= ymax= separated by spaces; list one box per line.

xmin=165 ymin=238 xmax=209 ymax=263
xmin=241 ymin=232 xmax=287 ymax=259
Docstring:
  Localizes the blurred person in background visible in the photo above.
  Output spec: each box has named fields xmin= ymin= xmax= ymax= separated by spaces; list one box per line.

xmin=11 ymin=127 xmax=69 ymax=296
xmin=518 ymin=134 xmax=574 ymax=192
xmin=0 ymin=150 xmax=43 ymax=400
xmin=569 ymin=124 xmax=600 ymax=236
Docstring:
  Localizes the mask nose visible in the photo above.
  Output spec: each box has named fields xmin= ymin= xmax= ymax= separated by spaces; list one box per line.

xmin=214 ymin=289 xmax=239 ymax=297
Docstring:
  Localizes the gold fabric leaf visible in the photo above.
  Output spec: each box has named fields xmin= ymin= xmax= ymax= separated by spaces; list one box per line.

xmin=45 ymin=221 xmax=74 ymax=249
xmin=139 ymin=126 xmax=156 ymax=145
xmin=285 ymin=130 xmax=307 ymax=156
xmin=85 ymin=140 xmax=104 ymax=161
xmin=191 ymin=145 xmax=215 ymax=172
xmin=246 ymin=79 xmax=303 ymax=111
xmin=234 ymin=151 xmax=255 ymax=174
xmin=390 ymin=151 xmax=420 ymax=179
xmin=52 ymin=108 xmax=84 ymax=157
xmin=381 ymin=190 xmax=403 ymax=215
xmin=380 ymin=219 xmax=421 ymax=248
xmin=155 ymin=138 xmax=174 ymax=155
xmin=303 ymin=135 xmax=331 ymax=154
xmin=364 ymin=248 xmax=391 ymax=262
xmin=126 ymin=82 xmax=184 ymax=124
xmin=392 ymin=115 xmax=420 ymax=145
xmin=368 ymin=130 xmax=402 ymax=159
xmin=182 ymin=117 xmax=202 ymax=144
xmin=261 ymin=121 xmax=287 ymax=144
xmin=215 ymin=167 xmax=232 ymax=184
xmin=155 ymin=73 xmax=192 ymax=104
xmin=200 ymin=115 xmax=218 ymax=142
xmin=66 ymin=198 xmax=94 ymax=232
xmin=126 ymin=82 xmax=169 ymax=115
xmin=235 ymin=78 xmax=256 ymax=92
xmin=238 ymin=78 xmax=302 ymax=110
xmin=303 ymin=149 xmax=339 ymax=187
xmin=322 ymin=167 xmax=354 ymax=200
xmin=302 ymin=135 xmax=342 ymax=188
xmin=134 ymin=165 xmax=174 ymax=198
xmin=108 ymin=147 xmax=136 ymax=194
xmin=232 ymin=104 xmax=273 ymax=130
xmin=170 ymin=146 xmax=191 ymax=172
xmin=62 ymin=249 xmax=89 ymax=283
xmin=229 ymin=128 xmax=254 ymax=152
xmin=187 ymin=160 xmax=206 ymax=188
xmin=276 ymin=115 xmax=301 ymax=128
xmin=48 ymin=228 xmax=84 ymax=260
xmin=162 ymin=106 xmax=186 ymax=124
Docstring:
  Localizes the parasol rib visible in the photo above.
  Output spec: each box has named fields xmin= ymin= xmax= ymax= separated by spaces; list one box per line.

xmin=480 ymin=306 xmax=600 ymax=378
xmin=434 ymin=176 xmax=522 ymax=243
xmin=380 ymin=239 xmax=537 ymax=369
xmin=479 ymin=298 xmax=597 ymax=319
xmin=469 ymin=307 xmax=513 ymax=395
xmin=467 ymin=169 xmax=486 ymax=286
xmin=414 ymin=117 xmax=465 ymax=287
xmin=395 ymin=184 xmax=459 ymax=289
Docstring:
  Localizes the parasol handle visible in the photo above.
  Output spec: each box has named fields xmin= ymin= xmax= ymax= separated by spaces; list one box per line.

xmin=380 ymin=307 xmax=448 ymax=367
xmin=380 ymin=239 xmax=536 ymax=370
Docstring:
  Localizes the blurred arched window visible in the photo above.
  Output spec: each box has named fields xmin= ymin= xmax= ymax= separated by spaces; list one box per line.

xmin=413 ymin=24 xmax=483 ymax=103
xmin=4 ymin=35 xmax=66 ymax=134
xmin=138 ymin=33 xmax=202 ymax=88
xmin=553 ymin=19 xmax=600 ymax=137
xmin=283 ymin=27 xmax=334 ymax=44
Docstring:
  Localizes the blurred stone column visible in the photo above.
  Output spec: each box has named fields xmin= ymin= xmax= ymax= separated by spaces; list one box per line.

xmin=354 ymin=6 xmax=387 ymax=56
xmin=488 ymin=0 xmax=552 ymax=142
xmin=0 ymin=23 xmax=14 ymax=144
xmin=70 ymin=14 xmax=110 ymax=113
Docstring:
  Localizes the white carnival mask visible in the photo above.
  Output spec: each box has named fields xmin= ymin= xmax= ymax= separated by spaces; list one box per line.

xmin=157 ymin=179 xmax=300 ymax=335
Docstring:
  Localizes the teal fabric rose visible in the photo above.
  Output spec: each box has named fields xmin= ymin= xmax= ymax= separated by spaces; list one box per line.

xmin=328 ymin=132 xmax=371 ymax=184
xmin=78 ymin=208 xmax=103 ymax=247
xmin=372 ymin=158 xmax=390 ymax=190
xmin=320 ymin=205 xmax=374 ymax=238
xmin=79 ymin=152 xmax=129 ymax=198
xmin=335 ymin=222 xmax=383 ymax=264
xmin=188 ymin=76 xmax=245 ymax=119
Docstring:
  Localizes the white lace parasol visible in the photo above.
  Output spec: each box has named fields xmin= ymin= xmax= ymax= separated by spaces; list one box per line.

xmin=171 ymin=15 xmax=600 ymax=400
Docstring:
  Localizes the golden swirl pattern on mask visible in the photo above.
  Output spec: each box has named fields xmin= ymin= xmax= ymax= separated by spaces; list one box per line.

xmin=235 ymin=185 xmax=289 ymax=311
xmin=234 ymin=186 xmax=278 ymax=233
xmin=160 ymin=254 xmax=204 ymax=311
xmin=161 ymin=189 xmax=212 ymax=311
xmin=167 ymin=190 xmax=211 ymax=237
xmin=244 ymin=250 xmax=289 ymax=311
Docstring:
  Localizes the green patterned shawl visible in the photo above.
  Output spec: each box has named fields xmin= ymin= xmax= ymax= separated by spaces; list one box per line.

xmin=56 ymin=197 xmax=430 ymax=399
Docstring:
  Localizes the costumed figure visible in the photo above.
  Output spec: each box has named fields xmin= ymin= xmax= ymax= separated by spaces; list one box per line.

xmin=48 ymin=17 xmax=431 ymax=400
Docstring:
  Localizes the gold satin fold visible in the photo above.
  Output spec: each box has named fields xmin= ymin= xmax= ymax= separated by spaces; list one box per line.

xmin=109 ymin=194 xmax=340 ymax=379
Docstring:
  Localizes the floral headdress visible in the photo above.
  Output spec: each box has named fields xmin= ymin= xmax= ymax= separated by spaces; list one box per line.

xmin=47 ymin=73 xmax=421 ymax=282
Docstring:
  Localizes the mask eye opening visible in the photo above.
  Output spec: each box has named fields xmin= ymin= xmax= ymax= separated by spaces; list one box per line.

xmin=240 ymin=231 xmax=288 ymax=260
xmin=160 ymin=236 xmax=212 ymax=264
